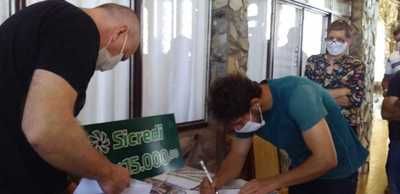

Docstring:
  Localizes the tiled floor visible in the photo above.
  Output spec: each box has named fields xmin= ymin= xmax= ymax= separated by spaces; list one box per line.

xmin=357 ymin=118 xmax=389 ymax=194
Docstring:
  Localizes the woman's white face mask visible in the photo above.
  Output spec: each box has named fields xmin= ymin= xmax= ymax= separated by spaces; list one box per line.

xmin=235 ymin=104 xmax=265 ymax=133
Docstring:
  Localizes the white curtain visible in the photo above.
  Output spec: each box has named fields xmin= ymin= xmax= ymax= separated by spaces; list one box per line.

xmin=77 ymin=61 xmax=130 ymax=125
xmin=0 ymin=1 xmax=9 ymax=24
xmin=141 ymin=0 xmax=209 ymax=123
xmin=246 ymin=0 xmax=271 ymax=82
xmin=26 ymin=0 xmax=132 ymax=125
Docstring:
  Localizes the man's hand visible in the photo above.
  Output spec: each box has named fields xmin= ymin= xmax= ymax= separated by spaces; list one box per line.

xmin=200 ymin=178 xmax=216 ymax=194
xmin=98 ymin=165 xmax=130 ymax=194
xmin=239 ymin=178 xmax=279 ymax=194
xmin=329 ymin=88 xmax=351 ymax=98
xmin=335 ymin=96 xmax=351 ymax=107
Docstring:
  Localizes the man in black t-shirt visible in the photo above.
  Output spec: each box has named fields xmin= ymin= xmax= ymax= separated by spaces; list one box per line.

xmin=382 ymin=74 xmax=400 ymax=194
xmin=0 ymin=1 xmax=139 ymax=194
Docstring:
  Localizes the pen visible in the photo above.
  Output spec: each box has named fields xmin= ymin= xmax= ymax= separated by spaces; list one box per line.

xmin=200 ymin=160 xmax=219 ymax=194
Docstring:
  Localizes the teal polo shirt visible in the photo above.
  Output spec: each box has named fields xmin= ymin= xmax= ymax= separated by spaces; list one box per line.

xmin=236 ymin=76 xmax=368 ymax=179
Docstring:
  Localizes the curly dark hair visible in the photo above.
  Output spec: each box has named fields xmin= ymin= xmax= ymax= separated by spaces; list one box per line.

xmin=208 ymin=74 xmax=262 ymax=123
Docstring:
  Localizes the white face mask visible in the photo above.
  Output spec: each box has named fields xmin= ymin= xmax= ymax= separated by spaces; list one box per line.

xmin=326 ymin=40 xmax=347 ymax=56
xmin=396 ymin=42 xmax=400 ymax=51
xmin=96 ymin=33 xmax=128 ymax=71
xmin=235 ymin=105 xmax=265 ymax=133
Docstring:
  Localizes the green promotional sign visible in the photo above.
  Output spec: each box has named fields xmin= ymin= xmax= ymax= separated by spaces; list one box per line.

xmin=83 ymin=114 xmax=184 ymax=180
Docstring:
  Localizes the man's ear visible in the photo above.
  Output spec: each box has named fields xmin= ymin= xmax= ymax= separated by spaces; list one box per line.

xmin=117 ymin=25 xmax=129 ymax=36
xmin=249 ymin=98 xmax=261 ymax=108
xmin=110 ymin=25 xmax=128 ymax=42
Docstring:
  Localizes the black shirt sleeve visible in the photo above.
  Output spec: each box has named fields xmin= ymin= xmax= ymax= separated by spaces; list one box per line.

xmin=36 ymin=8 xmax=99 ymax=93
xmin=387 ymin=73 xmax=400 ymax=97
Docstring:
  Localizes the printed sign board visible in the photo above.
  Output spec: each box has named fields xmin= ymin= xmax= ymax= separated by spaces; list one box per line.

xmin=84 ymin=114 xmax=184 ymax=180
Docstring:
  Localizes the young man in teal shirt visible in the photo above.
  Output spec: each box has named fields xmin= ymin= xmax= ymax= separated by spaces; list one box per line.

xmin=200 ymin=74 xmax=368 ymax=194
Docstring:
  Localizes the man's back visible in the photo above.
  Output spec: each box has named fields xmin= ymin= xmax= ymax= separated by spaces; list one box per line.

xmin=0 ymin=1 xmax=99 ymax=193
xmin=257 ymin=76 xmax=367 ymax=179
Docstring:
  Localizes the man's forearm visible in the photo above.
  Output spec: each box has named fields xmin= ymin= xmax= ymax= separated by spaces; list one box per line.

xmin=28 ymin=118 xmax=113 ymax=181
xmin=274 ymin=155 xmax=336 ymax=189
xmin=382 ymin=109 xmax=400 ymax=121
xmin=329 ymin=88 xmax=349 ymax=98
xmin=214 ymin=152 xmax=247 ymax=188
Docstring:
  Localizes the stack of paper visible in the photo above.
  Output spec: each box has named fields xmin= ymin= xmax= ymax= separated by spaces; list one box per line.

xmin=74 ymin=178 xmax=152 ymax=194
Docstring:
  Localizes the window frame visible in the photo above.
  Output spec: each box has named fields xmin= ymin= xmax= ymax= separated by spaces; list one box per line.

xmin=3 ymin=0 xmax=19 ymax=17
xmin=268 ymin=0 xmax=331 ymax=79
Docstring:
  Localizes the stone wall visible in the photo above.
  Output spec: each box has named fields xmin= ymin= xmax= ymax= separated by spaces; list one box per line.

xmin=179 ymin=124 xmax=219 ymax=172
xmin=210 ymin=0 xmax=249 ymax=83
xmin=350 ymin=0 xmax=378 ymax=160
xmin=380 ymin=0 xmax=400 ymax=55
xmin=180 ymin=0 xmax=250 ymax=172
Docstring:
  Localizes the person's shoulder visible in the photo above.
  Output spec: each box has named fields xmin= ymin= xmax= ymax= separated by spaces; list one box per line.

xmin=273 ymin=75 xmax=302 ymax=84
xmin=284 ymin=78 xmax=322 ymax=108
xmin=40 ymin=1 xmax=98 ymax=39
xmin=34 ymin=0 xmax=87 ymax=20
xmin=282 ymin=76 xmax=314 ymax=83
xmin=28 ymin=0 xmax=75 ymax=10
xmin=274 ymin=76 xmax=317 ymax=93
xmin=307 ymin=54 xmax=324 ymax=62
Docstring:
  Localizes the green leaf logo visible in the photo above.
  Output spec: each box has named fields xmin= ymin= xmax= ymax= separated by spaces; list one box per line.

xmin=89 ymin=130 xmax=111 ymax=154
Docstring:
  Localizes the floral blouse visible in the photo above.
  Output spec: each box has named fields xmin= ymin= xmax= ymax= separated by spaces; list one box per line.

xmin=305 ymin=54 xmax=366 ymax=127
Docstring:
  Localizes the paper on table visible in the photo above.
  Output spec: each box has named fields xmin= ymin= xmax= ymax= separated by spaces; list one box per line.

xmin=152 ymin=167 xmax=248 ymax=190
xmin=153 ymin=173 xmax=200 ymax=190
xmin=73 ymin=178 xmax=152 ymax=194
xmin=182 ymin=189 xmax=240 ymax=194
xmin=184 ymin=190 xmax=278 ymax=194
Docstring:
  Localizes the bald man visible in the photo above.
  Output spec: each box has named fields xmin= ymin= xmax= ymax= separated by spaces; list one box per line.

xmin=0 ymin=1 xmax=139 ymax=194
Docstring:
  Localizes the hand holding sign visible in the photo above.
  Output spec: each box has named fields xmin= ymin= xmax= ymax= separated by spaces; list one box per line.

xmin=98 ymin=164 xmax=130 ymax=194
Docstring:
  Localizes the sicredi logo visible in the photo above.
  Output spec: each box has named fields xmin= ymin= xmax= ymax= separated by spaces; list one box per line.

xmin=84 ymin=114 xmax=184 ymax=180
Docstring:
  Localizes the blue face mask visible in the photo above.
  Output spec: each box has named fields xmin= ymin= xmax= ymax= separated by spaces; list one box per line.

xmin=235 ymin=105 xmax=265 ymax=133
xmin=326 ymin=40 xmax=347 ymax=56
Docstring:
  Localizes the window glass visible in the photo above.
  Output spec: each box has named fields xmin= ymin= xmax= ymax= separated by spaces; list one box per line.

xmin=301 ymin=10 xmax=328 ymax=75
xmin=247 ymin=0 xmax=271 ymax=82
xmin=272 ymin=2 xmax=303 ymax=78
